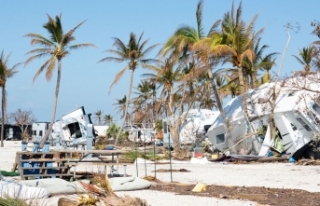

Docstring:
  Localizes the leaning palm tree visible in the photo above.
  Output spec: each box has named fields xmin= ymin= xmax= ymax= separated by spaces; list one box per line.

xmin=0 ymin=51 xmax=20 ymax=147
xmin=94 ymin=110 xmax=103 ymax=125
xmin=24 ymin=14 xmax=95 ymax=148
xmin=99 ymin=32 xmax=158 ymax=145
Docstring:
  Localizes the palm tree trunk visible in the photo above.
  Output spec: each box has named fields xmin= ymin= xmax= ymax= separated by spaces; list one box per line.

xmin=237 ymin=67 xmax=250 ymax=120
xmin=39 ymin=61 xmax=61 ymax=148
xmin=115 ymin=70 xmax=134 ymax=145
xmin=1 ymin=86 xmax=5 ymax=147
xmin=206 ymin=69 xmax=230 ymax=140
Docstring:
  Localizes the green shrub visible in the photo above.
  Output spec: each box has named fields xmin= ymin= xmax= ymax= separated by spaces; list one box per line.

xmin=106 ymin=123 xmax=119 ymax=139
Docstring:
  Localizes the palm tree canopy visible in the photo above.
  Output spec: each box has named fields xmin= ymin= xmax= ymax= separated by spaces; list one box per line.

xmin=113 ymin=95 xmax=127 ymax=118
xmin=292 ymin=46 xmax=316 ymax=72
xmin=24 ymin=14 xmax=95 ymax=82
xmin=0 ymin=51 xmax=20 ymax=86
xmin=99 ymin=32 xmax=159 ymax=91
xmin=161 ymin=0 xmax=221 ymax=59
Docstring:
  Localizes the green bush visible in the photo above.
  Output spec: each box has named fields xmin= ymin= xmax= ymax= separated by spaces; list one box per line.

xmin=106 ymin=123 xmax=119 ymax=139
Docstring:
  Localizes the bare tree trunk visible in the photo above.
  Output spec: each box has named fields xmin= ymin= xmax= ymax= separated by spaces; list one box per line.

xmin=40 ymin=61 xmax=61 ymax=148
xmin=269 ymin=24 xmax=291 ymax=138
xmin=1 ymin=86 xmax=5 ymax=147
xmin=115 ymin=69 xmax=134 ymax=145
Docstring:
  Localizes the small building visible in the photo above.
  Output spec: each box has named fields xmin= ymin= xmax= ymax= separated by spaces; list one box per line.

xmin=32 ymin=122 xmax=50 ymax=142
xmin=0 ymin=124 xmax=32 ymax=140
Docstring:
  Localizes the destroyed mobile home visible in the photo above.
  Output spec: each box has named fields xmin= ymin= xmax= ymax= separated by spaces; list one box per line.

xmin=50 ymin=106 xmax=97 ymax=148
xmin=207 ymin=74 xmax=320 ymax=159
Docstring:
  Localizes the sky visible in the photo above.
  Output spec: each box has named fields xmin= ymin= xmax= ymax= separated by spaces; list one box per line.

xmin=0 ymin=0 xmax=319 ymax=124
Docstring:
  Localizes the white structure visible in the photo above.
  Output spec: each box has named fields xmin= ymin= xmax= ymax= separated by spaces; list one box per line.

xmin=122 ymin=125 xmax=152 ymax=143
xmin=207 ymin=74 xmax=320 ymax=159
xmin=94 ymin=125 xmax=109 ymax=137
xmin=32 ymin=122 xmax=50 ymax=142
xmin=52 ymin=106 xmax=96 ymax=147
xmin=179 ymin=109 xmax=219 ymax=144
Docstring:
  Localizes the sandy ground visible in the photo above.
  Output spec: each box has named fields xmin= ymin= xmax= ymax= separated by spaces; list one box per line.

xmin=1 ymin=141 xmax=320 ymax=206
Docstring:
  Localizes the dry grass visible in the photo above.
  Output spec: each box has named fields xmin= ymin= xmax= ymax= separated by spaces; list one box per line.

xmin=60 ymin=170 xmax=148 ymax=206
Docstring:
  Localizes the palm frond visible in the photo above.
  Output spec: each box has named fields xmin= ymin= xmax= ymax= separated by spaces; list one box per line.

xmin=109 ymin=67 xmax=127 ymax=92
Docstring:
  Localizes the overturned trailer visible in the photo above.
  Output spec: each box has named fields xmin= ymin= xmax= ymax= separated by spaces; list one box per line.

xmin=207 ymin=75 xmax=320 ymax=159
xmin=51 ymin=106 xmax=96 ymax=148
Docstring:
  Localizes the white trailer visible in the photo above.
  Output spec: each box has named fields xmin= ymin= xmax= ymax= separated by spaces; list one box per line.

xmin=53 ymin=106 xmax=96 ymax=148
xmin=207 ymin=74 xmax=320 ymax=159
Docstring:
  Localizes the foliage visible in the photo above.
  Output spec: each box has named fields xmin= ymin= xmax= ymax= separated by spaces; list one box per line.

xmin=154 ymin=119 xmax=163 ymax=131
xmin=9 ymin=108 xmax=35 ymax=140
xmin=0 ymin=196 xmax=28 ymax=206
xmin=94 ymin=143 xmax=105 ymax=150
xmin=123 ymin=150 xmax=167 ymax=162
xmin=106 ymin=123 xmax=119 ymax=139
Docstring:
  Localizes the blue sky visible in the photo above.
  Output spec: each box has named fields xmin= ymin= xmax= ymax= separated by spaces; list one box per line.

xmin=0 ymin=0 xmax=319 ymax=123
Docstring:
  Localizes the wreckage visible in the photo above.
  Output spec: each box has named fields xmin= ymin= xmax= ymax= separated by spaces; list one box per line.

xmin=179 ymin=109 xmax=219 ymax=144
xmin=207 ymin=74 xmax=320 ymax=159
xmin=51 ymin=106 xmax=96 ymax=148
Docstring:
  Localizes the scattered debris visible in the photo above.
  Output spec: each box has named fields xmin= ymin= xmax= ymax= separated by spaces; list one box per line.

xmin=192 ymin=183 xmax=207 ymax=192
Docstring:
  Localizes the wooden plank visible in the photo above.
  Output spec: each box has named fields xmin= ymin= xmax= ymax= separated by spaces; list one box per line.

xmin=19 ymin=166 xmax=69 ymax=170
xmin=21 ymin=174 xmax=81 ymax=177
xmin=57 ymin=149 xmax=124 ymax=154
xmin=18 ymin=159 xmax=69 ymax=162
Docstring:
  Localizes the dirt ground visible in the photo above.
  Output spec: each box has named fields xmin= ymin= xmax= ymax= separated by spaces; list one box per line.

xmin=150 ymin=182 xmax=320 ymax=206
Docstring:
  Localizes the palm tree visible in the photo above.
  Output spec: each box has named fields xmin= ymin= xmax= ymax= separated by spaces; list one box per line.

xmin=292 ymin=46 xmax=316 ymax=74
xmin=132 ymin=80 xmax=153 ymax=125
xmin=25 ymin=14 xmax=95 ymax=148
xmin=113 ymin=95 xmax=127 ymax=119
xmin=98 ymin=32 xmax=158 ymax=145
xmin=260 ymin=55 xmax=277 ymax=84
xmin=94 ymin=110 xmax=103 ymax=125
xmin=0 ymin=51 xmax=20 ymax=147
xmin=103 ymin=114 xmax=113 ymax=126
xmin=242 ymin=38 xmax=278 ymax=88
xmin=142 ymin=58 xmax=182 ymax=116
xmin=221 ymin=1 xmax=261 ymax=119
xmin=161 ymin=0 xmax=230 ymax=125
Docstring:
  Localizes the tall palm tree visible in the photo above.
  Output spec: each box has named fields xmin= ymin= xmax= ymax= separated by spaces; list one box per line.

xmin=0 ymin=51 xmax=20 ymax=147
xmin=221 ymin=1 xmax=261 ymax=119
xmin=98 ymin=32 xmax=158 ymax=145
xmin=103 ymin=114 xmax=113 ymax=126
xmin=25 ymin=14 xmax=95 ymax=148
xmin=161 ymin=0 xmax=230 ymax=128
xmin=94 ymin=110 xmax=103 ymax=125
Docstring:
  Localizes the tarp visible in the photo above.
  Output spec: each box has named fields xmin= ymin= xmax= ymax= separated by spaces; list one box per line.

xmin=0 ymin=181 xmax=49 ymax=199
xmin=19 ymin=178 xmax=87 ymax=195
xmin=109 ymin=176 xmax=151 ymax=191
